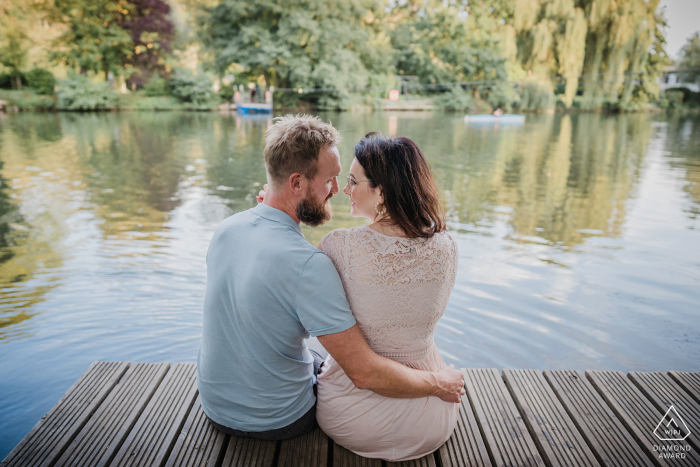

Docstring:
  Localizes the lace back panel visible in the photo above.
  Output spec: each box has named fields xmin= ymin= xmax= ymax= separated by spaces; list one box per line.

xmin=319 ymin=225 xmax=458 ymax=359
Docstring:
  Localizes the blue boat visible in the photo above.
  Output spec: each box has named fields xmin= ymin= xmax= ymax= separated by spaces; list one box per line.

xmin=464 ymin=114 xmax=525 ymax=124
xmin=237 ymin=103 xmax=273 ymax=114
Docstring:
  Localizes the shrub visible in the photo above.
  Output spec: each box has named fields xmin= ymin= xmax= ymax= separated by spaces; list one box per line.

xmin=57 ymin=76 xmax=119 ymax=111
xmin=0 ymin=89 xmax=55 ymax=110
xmin=432 ymin=87 xmax=473 ymax=110
xmin=169 ymin=69 xmax=213 ymax=104
xmin=143 ymin=75 xmax=170 ymax=97
xmin=663 ymin=87 xmax=700 ymax=108
xmin=219 ymin=83 xmax=235 ymax=102
xmin=26 ymin=68 xmax=55 ymax=95
xmin=662 ymin=90 xmax=684 ymax=109
xmin=122 ymin=94 xmax=183 ymax=110
xmin=516 ymin=80 xmax=556 ymax=111
xmin=483 ymin=84 xmax=519 ymax=112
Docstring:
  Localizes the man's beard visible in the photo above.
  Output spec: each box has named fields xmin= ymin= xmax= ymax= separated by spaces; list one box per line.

xmin=297 ymin=191 xmax=333 ymax=227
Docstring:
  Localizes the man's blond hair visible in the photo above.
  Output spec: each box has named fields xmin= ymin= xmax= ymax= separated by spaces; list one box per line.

xmin=264 ymin=114 xmax=341 ymax=189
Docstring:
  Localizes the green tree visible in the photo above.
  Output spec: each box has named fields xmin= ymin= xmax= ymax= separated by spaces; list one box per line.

xmin=0 ymin=30 xmax=28 ymax=89
xmin=43 ymin=0 xmax=133 ymax=79
xmin=677 ymin=33 xmax=700 ymax=84
xmin=388 ymin=0 xmax=507 ymax=88
xmin=201 ymin=0 xmax=393 ymax=108
xmin=0 ymin=0 xmax=33 ymax=89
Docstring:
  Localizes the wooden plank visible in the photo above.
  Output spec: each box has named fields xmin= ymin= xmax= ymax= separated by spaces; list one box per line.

xmin=1 ymin=361 xmax=129 ymax=467
xmin=628 ymin=371 xmax=700 ymax=452
xmin=331 ymin=442 xmax=381 ymax=467
xmin=437 ymin=393 xmax=492 ymax=467
xmin=220 ymin=436 xmax=277 ymax=467
xmin=503 ymin=369 xmax=600 ymax=467
xmin=164 ymin=397 xmax=227 ymax=467
xmin=586 ymin=371 xmax=700 ymax=467
xmin=112 ymin=363 xmax=198 ymax=467
xmin=463 ymin=368 xmax=544 ymax=467
xmin=53 ymin=362 xmax=170 ymax=467
xmin=386 ymin=454 xmax=437 ymax=467
xmin=278 ymin=426 xmax=327 ymax=467
xmin=668 ymin=372 xmax=700 ymax=405
xmin=544 ymin=370 xmax=655 ymax=467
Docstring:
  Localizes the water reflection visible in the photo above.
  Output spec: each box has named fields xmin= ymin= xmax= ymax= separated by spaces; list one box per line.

xmin=0 ymin=111 xmax=699 ymax=459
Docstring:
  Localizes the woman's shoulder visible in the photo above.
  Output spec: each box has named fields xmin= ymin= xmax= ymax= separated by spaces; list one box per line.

xmin=426 ymin=229 xmax=458 ymax=259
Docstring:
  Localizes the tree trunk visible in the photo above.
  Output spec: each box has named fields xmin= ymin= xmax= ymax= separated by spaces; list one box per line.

xmin=13 ymin=74 xmax=22 ymax=91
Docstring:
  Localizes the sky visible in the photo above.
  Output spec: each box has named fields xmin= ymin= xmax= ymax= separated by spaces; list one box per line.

xmin=659 ymin=0 xmax=700 ymax=60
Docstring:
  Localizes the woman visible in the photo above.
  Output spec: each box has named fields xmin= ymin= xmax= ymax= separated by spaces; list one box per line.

xmin=315 ymin=132 xmax=459 ymax=461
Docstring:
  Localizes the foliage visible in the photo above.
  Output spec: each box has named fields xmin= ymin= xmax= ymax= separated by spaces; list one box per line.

xmin=388 ymin=0 xmax=507 ymax=87
xmin=0 ymin=29 xmax=28 ymax=89
xmin=219 ymin=83 xmax=235 ymax=102
xmin=0 ymin=72 xmax=27 ymax=90
xmin=43 ymin=0 xmax=133 ymax=79
xmin=516 ymin=80 xmax=556 ymax=111
xmin=120 ymin=93 xmax=183 ymax=110
xmin=56 ymin=76 xmax=120 ymax=110
xmin=0 ymin=89 xmax=55 ymax=110
xmin=662 ymin=87 xmax=700 ymax=109
xmin=432 ymin=87 xmax=473 ymax=111
xmin=122 ymin=0 xmax=176 ymax=87
xmin=677 ymin=33 xmax=700 ymax=84
xmin=168 ymin=68 xmax=213 ymax=104
xmin=662 ymin=90 xmax=685 ymax=109
xmin=143 ymin=75 xmax=171 ymax=96
xmin=202 ymin=0 xmax=393 ymax=109
xmin=26 ymin=68 xmax=56 ymax=95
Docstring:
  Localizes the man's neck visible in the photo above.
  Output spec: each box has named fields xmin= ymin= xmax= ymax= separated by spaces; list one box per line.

xmin=262 ymin=190 xmax=301 ymax=224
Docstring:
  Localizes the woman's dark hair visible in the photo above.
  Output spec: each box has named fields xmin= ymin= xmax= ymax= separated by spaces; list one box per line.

xmin=354 ymin=132 xmax=446 ymax=239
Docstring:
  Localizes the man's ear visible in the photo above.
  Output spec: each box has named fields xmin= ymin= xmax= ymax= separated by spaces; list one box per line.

xmin=288 ymin=173 xmax=307 ymax=197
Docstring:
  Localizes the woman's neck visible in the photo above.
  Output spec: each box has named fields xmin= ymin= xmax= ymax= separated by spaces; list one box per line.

xmin=369 ymin=219 xmax=408 ymax=237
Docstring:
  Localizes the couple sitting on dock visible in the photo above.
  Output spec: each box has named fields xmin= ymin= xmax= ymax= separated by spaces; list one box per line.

xmin=196 ymin=115 xmax=464 ymax=461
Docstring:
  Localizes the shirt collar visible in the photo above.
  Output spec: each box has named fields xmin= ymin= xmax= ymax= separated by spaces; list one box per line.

xmin=252 ymin=203 xmax=302 ymax=234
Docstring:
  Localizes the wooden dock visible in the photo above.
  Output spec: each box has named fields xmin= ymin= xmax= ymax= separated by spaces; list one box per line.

xmin=3 ymin=362 xmax=699 ymax=467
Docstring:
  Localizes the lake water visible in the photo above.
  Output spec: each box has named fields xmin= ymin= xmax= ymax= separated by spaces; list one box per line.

xmin=0 ymin=111 xmax=698 ymax=457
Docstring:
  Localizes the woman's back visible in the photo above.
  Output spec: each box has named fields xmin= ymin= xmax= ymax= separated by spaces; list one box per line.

xmin=319 ymin=225 xmax=457 ymax=358
xmin=316 ymin=225 xmax=459 ymax=461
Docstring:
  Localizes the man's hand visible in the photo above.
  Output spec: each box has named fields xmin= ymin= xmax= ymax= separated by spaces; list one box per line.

xmin=434 ymin=364 xmax=465 ymax=403
xmin=255 ymin=183 xmax=269 ymax=203
xmin=319 ymin=325 xmax=465 ymax=402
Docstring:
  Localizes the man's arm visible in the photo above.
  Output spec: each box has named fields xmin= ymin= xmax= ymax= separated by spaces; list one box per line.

xmin=317 ymin=324 xmax=465 ymax=402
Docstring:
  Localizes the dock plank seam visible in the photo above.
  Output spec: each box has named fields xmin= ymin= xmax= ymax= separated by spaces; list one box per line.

xmin=667 ymin=372 xmax=700 ymax=405
xmin=437 ymin=393 xmax=492 ymax=467
xmin=164 ymin=397 xmax=228 ymax=467
xmin=112 ymin=363 xmax=199 ymax=467
xmin=586 ymin=370 xmax=700 ymax=467
xmin=503 ymin=369 xmax=600 ymax=467
xmin=331 ymin=442 xmax=381 ymax=467
xmin=1 ymin=361 xmax=130 ymax=467
xmin=628 ymin=371 xmax=700 ymax=453
xmin=463 ymin=368 xmax=545 ymax=467
xmin=53 ymin=362 xmax=170 ymax=467
xmin=543 ymin=370 xmax=654 ymax=467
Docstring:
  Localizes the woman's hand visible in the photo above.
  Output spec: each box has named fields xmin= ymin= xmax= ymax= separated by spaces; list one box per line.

xmin=255 ymin=183 xmax=269 ymax=203
xmin=434 ymin=364 xmax=466 ymax=403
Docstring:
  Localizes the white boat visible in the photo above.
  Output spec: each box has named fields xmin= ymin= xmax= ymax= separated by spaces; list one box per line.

xmin=464 ymin=114 xmax=526 ymax=124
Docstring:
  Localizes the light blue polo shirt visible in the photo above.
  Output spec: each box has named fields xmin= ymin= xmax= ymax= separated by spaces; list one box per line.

xmin=197 ymin=203 xmax=356 ymax=431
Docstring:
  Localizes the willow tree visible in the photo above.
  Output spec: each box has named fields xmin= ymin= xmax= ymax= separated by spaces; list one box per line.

xmin=579 ymin=0 xmax=666 ymax=109
xmin=497 ymin=0 xmax=587 ymax=108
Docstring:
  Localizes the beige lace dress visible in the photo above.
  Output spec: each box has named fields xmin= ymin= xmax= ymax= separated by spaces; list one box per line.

xmin=316 ymin=225 xmax=459 ymax=461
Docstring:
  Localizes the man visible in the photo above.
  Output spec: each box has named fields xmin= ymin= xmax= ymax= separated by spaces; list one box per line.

xmin=197 ymin=114 xmax=465 ymax=440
